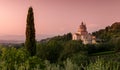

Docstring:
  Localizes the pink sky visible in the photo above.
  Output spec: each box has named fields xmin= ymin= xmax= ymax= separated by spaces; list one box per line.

xmin=0 ymin=0 xmax=120 ymax=37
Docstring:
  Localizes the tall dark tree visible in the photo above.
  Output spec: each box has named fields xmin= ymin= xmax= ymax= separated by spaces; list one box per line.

xmin=25 ymin=7 xmax=36 ymax=56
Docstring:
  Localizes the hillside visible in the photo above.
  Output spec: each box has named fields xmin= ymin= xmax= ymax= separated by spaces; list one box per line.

xmin=92 ymin=22 xmax=120 ymax=42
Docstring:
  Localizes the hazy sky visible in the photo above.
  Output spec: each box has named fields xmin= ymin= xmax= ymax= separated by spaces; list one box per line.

xmin=0 ymin=0 xmax=120 ymax=36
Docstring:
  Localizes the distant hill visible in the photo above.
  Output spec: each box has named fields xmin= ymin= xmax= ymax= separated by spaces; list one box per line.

xmin=92 ymin=22 xmax=120 ymax=42
xmin=0 ymin=34 xmax=54 ymax=43
xmin=0 ymin=35 xmax=49 ymax=41
xmin=0 ymin=40 xmax=24 ymax=44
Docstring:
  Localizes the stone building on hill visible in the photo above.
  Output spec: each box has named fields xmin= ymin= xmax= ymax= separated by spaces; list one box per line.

xmin=72 ymin=22 xmax=96 ymax=44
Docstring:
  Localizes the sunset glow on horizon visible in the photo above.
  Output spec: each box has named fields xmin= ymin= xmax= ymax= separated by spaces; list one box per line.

xmin=0 ymin=0 xmax=120 ymax=37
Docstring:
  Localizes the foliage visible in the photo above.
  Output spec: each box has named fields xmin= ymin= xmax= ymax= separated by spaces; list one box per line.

xmin=59 ymin=40 xmax=84 ymax=61
xmin=0 ymin=44 xmax=120 ymax=70
xmin=51 ymin=33 xmax=72 ymax=41
xmin=85 ymin=43 xmax=113 ymax=54
xmin=109 ymin=37 xmax=120 ymax=51
xmin=25 ymin=7 xmax=36 ymax=56
xmin=37 ymin=40 xmax=63 ymax=63
xmin=92 ymin=22 xmax=120 ymax=42
xmin=0 ymin=47 xmax=44 ymax=70
xmin=84 ymin=58 xmax=120 ymax=70
xmin=37 ymin=39 xmax=84 ymax=63
xmin=70 ymin=52 xmax=88 ymax=66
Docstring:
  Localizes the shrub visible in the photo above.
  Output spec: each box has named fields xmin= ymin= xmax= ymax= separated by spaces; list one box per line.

xmin=37 ymin=40 xmax=63 ymax=63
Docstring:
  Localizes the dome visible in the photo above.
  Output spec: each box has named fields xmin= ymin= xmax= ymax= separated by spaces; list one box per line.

xmin=78 ymin=22 xmax=87 ymax=32
xmin=80 ymin=22 xmax=86 ymax=29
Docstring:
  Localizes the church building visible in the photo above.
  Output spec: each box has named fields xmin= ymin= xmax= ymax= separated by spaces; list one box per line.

xmin=72 ymin=22 xmax=96 ymax=44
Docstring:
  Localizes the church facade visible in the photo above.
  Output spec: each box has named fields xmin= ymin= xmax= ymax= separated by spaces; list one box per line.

xmin=72 ymin=22 xmax=96 ymax=44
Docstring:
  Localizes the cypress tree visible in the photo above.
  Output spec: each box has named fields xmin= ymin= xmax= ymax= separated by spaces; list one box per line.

xmin=25 ymin=7 xmax=36 ymax=56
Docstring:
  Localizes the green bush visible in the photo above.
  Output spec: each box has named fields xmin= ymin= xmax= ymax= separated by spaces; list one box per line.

xmin=59 ymin=40 xmax=84 ymax=61
xmin=71 ymin=52 xmax=88 ymax=66
xmin=85 ymin=43 xmax=113 ymax=54
xmin=0 ymin=47 xmax=44 ymax=70
xmin=37 ymin=40 xmax=63 ymax=63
